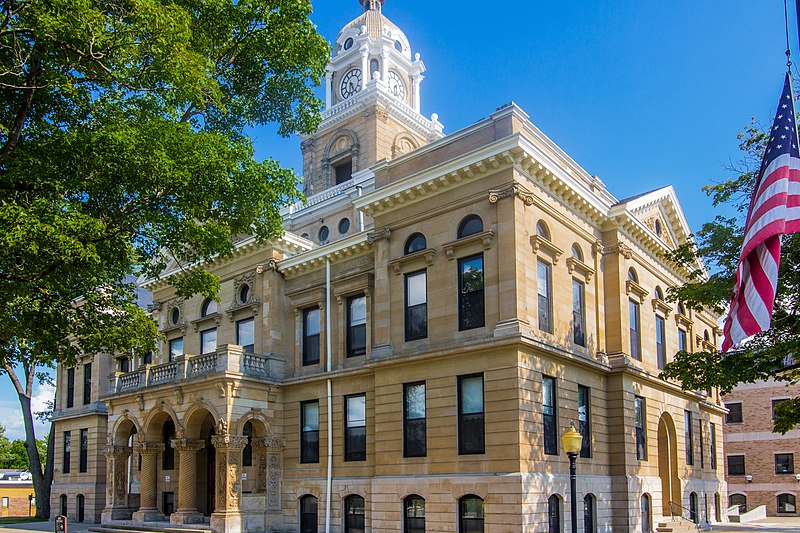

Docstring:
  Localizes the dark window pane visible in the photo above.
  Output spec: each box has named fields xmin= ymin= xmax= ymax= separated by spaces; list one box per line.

xmin=725 ymin=403 xmax=743 ymax=423
xmin=458 ymin=216 xmax=483 ymax=238
xmin=404 ymin=382 xmax=426 ymax=457
xmin=303 ymin=308 xmax=321 ymax=365
xmin=458 ymin=375 xmax=484 ymax=454
xmin=678 ymin=329 xmax=688 ymax=352
xmin=727 ymin=455 xmax=745 ymax=476
xmin=66 ymin=368 xmax=75 ymax=408
xmin=83 ymin=363 xmax=92 ymax=405
xmin=300 ymin=495 xmax=318 ymax=533
xmin=405 ymin=233 xmax=427 ymax=254
xmin=538 ymin=261 xmax=552 ymax=333
xmin=543 ymin=376 xmax=557 ymax=455
xmin=335 ymin=160 xmax=353 ymax=185
xmin=79 ymin=429 xmax=88 ymax=473
xmin=405 ymin=271 xmax=428 ymax=341
xmin=301 ymin=401 xmax=320 ymax=463
xmin=548 ymin=495 xmax=560 ymax=533
xmin=162 ymin=420 xmax=175 ymax=470
xmin=778 ymin=494 xmax=796 ymax=513
xmin=641 ymin=495 xmax=651 ymax=533
xmin=578 ymin=385 xmax=591 ymax=458
xmin=635 ymin=396 xmax=647 ymax=460
xmin=458 ymin=255 xmax=484 ymax=330
xmin=629 ymin=300 xmax=641 ymax=360
xmin=685 ymin=411 xmax=694 ymax=465
xmin=344 ymin=496 xmax=365 ymax=533
xmin=656 ymin=316 xmax=666 ymax=369
xmin=773 ymin=399 xmax=787 ymax=420
xmin=459 ymin=496 xmax=484 ymax=533
xmin=404 ymin=496 xmax=425 ymax=533
xmin=729 ymin=494 xmax=746 ymax=514
xmin=573 ymin=280 xmax=585 ymax=346
xmin=242 ymin=422 xmax=253 ymax=467
xmin=237 ymin=318 xmax=254 ymax=353
xmin=63 ymin=432 xmax=71 ymax=473
xmin=710 ymin=423 xmax=717 ymax=470
xmin=345 ymin=395 xmax=366 ymax=461
xmin=347 ymin=295 xmax=367 ymax=357
xmin=776 ymin=453 xmax=794 ymax=474
xmin=583 ymin=495 xmax=595 ymax=533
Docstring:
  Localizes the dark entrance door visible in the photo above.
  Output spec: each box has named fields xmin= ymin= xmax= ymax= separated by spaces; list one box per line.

xmin=206 ymin=428 xmax=216 ymax=516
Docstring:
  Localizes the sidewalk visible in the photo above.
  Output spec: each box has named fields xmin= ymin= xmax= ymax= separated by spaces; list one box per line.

xmin=0 ymin=520 xmax=92 ymax=533
xmin=711 ymin=517 xmax=800 ymax=532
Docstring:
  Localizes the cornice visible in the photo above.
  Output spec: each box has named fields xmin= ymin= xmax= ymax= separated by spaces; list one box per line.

xmin=278 ymin=233 xmax=372 ymax=278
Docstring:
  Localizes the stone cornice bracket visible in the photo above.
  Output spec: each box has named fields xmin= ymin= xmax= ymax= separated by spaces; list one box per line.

xmin=442 ymin=230 xmax=495 ymax=260
xmin=255 ymin=258 xmax=279 ymax=275
xmin=566 ymin=257 xmax=595 ymax=281
xmin=651 ymin=298 xmax=673 ymax=315
xmin=135 ymin=442 xmax=165 ymax=456
xmin=147 ymin=301 xmax=163 ymax=312
xmin=530 ymin=235 xmax=563 ymax=264
xmin=104 ymin=445 xmax=133 ymax=459
xmin=488 ymin=182 xmax=536 ymax=206
xmin=300 ymin=138 xmax=315 ymax=153
xmin=211 ymin=434 xmax=249 ymax=450
xmin=675 ymin=312 xmax=693 ymax=328
xmin=170 ymin=438 xmax=206 ymax=452
xmin=389 ymin=248 xmax=436 ymax=274
xmin=604 ymin=242 xmax=633 ymax=260
xmin=625 ymin=279 xmax=649 ymax=304
xmin=367 ymin=226 xmax=391 ymax=244
xmin=592 ymin=241 xmax=604 ymax=257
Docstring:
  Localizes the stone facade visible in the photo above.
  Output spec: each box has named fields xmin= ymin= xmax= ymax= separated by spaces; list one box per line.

xmin=50 ymin=2 xmax=727 ymax=532
xmin=723 ymin=380 xmax=800 ymax=517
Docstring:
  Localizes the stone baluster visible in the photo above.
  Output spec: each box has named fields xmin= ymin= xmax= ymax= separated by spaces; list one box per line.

xmin=132 ymin=442 xmax=165 ymax=522
xmin=170 ymin=438 xmax=206 ymax=525
xmin=101 ymin=445 xmax=132 ymax=522
xmin=209 ymin=433 xmax=248 ymax=533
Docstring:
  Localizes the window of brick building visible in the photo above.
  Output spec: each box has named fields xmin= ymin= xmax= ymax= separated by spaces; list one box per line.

xmin=405 ymin=271 xmax=427 ymax=341
xmin=773 ymin=399 xmax=788 ymax=420
xmin=458 ymin=255 xmax=485 ymax=331
xmin=66 ymin=368 xmax=75 ymax=409
xmin=776 ymin=453 xmax=795 ymax=474
xmin=725 ymin=402 xmax=743 ymax=424
xmin=302 ymin=307 xmax=321 ymax=366
xmin=82 ymin=363 xmax=92 ymax=405
xmin=543 ymin=376 xmax=558 ymax=455
xmin=778 ymin=493 xmax=797 ymax=514
xmin=578 ymin=385 xmax=591 ymax=458
xmin=727 ymin=455 xmax=746 ymax=476
xmin=62 ymin=431 xmax=71 ymax=474
xmin=346 ymin=295 xmax=367 ymax=357
xmin=79 ymin=428 xmax=88 ymax=473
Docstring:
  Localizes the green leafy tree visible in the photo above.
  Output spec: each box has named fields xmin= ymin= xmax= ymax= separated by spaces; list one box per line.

xmin=0 ymin=0 xmax=329 ymax=518
xmin=661 ymin=117 xmax=800 ymax=433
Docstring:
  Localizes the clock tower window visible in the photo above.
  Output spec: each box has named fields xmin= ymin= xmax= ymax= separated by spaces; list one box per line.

xmin=370 ymin=59 xmax=380 ymax=78
xmin=334 ymin=159 xmax=353 ymax=185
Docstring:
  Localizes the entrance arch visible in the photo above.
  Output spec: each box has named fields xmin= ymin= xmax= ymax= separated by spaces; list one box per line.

xmin=183 ymin=407 xmax=217 ymax=517
xmin=657 ymin=412 xmax=681 ymax=516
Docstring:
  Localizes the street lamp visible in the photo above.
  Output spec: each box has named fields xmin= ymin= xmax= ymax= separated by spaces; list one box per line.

xmin=561 ymin=421 xmax=583 ymax=533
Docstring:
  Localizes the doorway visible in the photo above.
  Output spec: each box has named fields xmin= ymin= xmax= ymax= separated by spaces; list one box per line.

xmin=657 ymin=413 xmax=681 ymax=516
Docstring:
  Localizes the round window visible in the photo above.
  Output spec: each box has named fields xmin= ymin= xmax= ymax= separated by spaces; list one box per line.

xmin=394 ymin=40 xmax=403 ymax=52
xmin=170 ymin=307 xmax=180 ymax=325
xmin=239 ymin=283 xmax=250 ymax=304
xmin=344 ymin=37 xmax=354 ymax=50
xmin=339 ymin=218 xmax=351 ymax=235
xmin=319 ymin=226 xmax=330 ymax=243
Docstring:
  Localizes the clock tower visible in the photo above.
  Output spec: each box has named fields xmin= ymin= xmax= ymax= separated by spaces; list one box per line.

xmin=299 ymin=0 xmax=444 ymax=197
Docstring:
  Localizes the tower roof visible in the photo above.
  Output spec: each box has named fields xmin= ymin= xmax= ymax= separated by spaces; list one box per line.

xmin=336 ymin=0 xmax=407 ymax=52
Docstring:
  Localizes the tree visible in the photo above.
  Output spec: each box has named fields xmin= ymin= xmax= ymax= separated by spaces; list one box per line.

xmin=0 ymin=0 xmax=329 ymax=518
xmin=661 ymin=116 xmax=800 ymax=433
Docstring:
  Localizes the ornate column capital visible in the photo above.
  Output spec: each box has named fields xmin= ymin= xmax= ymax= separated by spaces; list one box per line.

xmin=211 ymin=434 xmax=249 ymax=451
xmin=104 ymin=445 xmax=132 ymax=460
xmin=252 ymin=437 xmax=286 ymax=452
xmin=135 ymin=442 xmax=165 ymax=456
xmin=171 ymin=438 xmax=206 ymax=452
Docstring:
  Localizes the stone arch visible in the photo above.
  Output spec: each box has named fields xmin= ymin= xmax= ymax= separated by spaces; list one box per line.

xmin=391 ymin=132 xmax=419 ymax=159
xmin=657 ymin=411 xmax=681 ymax=516
xmin=112 ymin=414 xmax=141 ymax=446
xmin=235 ymin=410 xmax=271 ymax=438
xmin=322 ymin=129 xmax=360 ymax=188
xmin=182 ymin=401 xmax=220 ymax=440
xmin=142 ymin=402 xmax=180 ymax=442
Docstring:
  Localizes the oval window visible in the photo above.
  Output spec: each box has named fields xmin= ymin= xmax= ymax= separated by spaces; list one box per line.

xmin=339 ymin=218 xmax=351 ymax=235
xmin=239 ymin=283 xmax=250 ymax=304
xmin=170 ymin=307 xmax=180 ymax=325
xmin=394 ymin=40 xmax=403 ymax=52
xmin=319 ymin=226 xmax=330 ymax=243
xmin=344 ymin=37 xmax=354 ymax=51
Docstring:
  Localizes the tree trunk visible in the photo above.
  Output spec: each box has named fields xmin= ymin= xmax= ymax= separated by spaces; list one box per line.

xmin=14 ymin=384 xmax=51 ymax=519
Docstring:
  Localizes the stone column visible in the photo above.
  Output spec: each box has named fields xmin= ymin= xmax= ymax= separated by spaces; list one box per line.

xmin=101 ymin=445 xmax=132 ymax=522
xmin=252 ymin=438 xmax=286 ymax=511
xmin=132 ymin=442 xmax=165 ymax=522
xmin=170 ymin=438 xmax=206 ymax=525
xmin=209 ymin=434 xmax=248 ymax=533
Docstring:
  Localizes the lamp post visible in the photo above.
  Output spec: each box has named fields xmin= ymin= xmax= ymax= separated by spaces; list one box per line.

xmin=561 ymin=421 xmax=583 ymax=533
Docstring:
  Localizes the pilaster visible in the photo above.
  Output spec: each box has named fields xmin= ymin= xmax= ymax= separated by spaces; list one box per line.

xmin=101 ymin=445 xmax=133 ymax=522
xmin=210 ymin=434 xmax=248 ymax=533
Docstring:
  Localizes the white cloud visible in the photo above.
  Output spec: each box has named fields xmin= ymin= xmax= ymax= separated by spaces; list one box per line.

xmin=0 ymin=381 xmax=55 ymax=441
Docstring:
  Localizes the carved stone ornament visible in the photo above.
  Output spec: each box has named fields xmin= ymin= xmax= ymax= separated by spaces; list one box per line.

xmin=216 ymin=418 xmax=228 ymax=437
xmin=163 ymin=297 xmax=187 ymax=333
xmin=255 ymin=258 xmax=279 ymax=275
xmin=267 ymin=454 xmax=281 ymax=511
xmin=227 ymin=272 xmax=261 ymax=320
xmin=175 ymin=387 xmax=183 ymax=405
xmin=300 ymin=138 xmax=316 ymax=153
xmin=488 ymin=182 xmax=536 ymax=206
xmin=135 ymin=395 xmax=145 ymax=411
xmin=367 ymin=226 xmax=391 ymax=244
xmin=210 ymin=434 xmax=249 ymax=450
xmin=170 ymin=438 xmax=206 ymax=452
xmin=105 ymin=445 xmax=133 ymax=460
xmin=604 ymin=242 xmax=633 ymax=260
xmin=135 ymin=442 xmax=165 ymax=456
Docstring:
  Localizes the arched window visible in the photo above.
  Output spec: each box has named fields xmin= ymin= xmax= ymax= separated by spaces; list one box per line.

xmin=571 ymin=243 xmax=584 ymax=262
xmin=300 ymin=495 xmax=318 ymax=533
xmin=344 ymin=495 xmax=365 ymax=533
xmin=628 ymin=267 xmax=638 ymax=283
xmin=162 ymin=419 xmax=175 ymax=470
xmin=654 ymin=286 xmax=664 ymax=300
xmin=778 ymin=493 xmax=796 ymax=514
xmin=76 ymin=494 xmax=85 ymax=523
xmin=242 ymin=421 xmax=253 ymax=467
xmin=689 ymin=492 xmax=698 ymax=523
xmin=458 ymin=215 xmax=483 ymax=239
xmin=459 ymin=495 xmax=484 ymax=533
xmin=370 ymin=58 xmax=380 ymax=77
xmin=405 ymin=233 xmax=427 ymax=255
xmin=677 ymin=302 xmax=686 ymax=315
xmin=640 ymin=494 xmax=651 ymax=533
xmin=548 ymin=495 xmax=561 ymax=533
xmin=536 ymin=220 xmax=551 ymax=240
xmin=201 ymin=298 xmax=217 ymax=317
xmin=729 ymin=494 xmax=746 ymax=514
xmin=239 ymin=283 xmax=250 ymax=304
xmin=583 ymin=494 xmax=596 ymax=533
xmin=59 ymin=494 xmax=67 ymax=517
xmin=404 ymin=495 xmax=425 ymax=533
xmin=704 ymin=330 xmax=710 ymax=342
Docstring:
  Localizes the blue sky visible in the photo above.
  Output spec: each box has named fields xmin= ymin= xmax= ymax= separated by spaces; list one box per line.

xmin=1 ymin=1 xmax=794 ymax=441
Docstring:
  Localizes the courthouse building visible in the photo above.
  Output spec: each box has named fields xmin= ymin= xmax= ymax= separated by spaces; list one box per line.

xmin=50 ymin=1 xmax=727 ymax=532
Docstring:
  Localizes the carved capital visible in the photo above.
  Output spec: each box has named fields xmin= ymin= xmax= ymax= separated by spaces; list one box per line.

xmin=488 ymin=182 xmax=536 ymax=206
xmin=135 ymin=442 xmax=165 ymax=456
xmin=171 ymin=438 xmax=206 ymax=452
xmin=604 ymin=242 xmax=633 ymax=260
xmin=104 ymin=445 xmax=133 ymax=460
xmin=211 ymin=434 xmax=249 ymax=450
xmin=367 ymin=226 xmax=391 ymax=244
xmin=256 ymin=258 xmax=279 ymax=274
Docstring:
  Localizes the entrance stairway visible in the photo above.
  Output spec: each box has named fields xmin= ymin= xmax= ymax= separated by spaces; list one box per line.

xmin=656 ymin=520 xmax=701 ymax=533
xmin=90 ymin=522 xmax=211 ymax=533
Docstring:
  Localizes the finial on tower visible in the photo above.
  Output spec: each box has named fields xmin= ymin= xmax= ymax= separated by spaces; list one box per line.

xmin=359 ymin=0 xmax=384 ymax=12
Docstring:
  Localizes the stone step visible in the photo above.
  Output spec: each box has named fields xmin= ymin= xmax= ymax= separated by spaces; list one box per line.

xmin=90 ymin=523 xmax=211 ymax=533
xmin=656 ymin=521 xmax=698 ymax=533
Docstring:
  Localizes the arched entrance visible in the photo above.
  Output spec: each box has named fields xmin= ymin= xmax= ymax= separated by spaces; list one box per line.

xmin=657 ymin=413 xmax=681 ymax=516
xmin=182 ymin=408 xmax=217 ymax=519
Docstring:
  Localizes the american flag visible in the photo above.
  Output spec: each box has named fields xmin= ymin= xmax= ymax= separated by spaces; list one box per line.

xmin=722 ymin=72 xmax=800 ymax=352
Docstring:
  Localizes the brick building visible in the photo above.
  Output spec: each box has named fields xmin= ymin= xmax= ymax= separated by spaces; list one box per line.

xmin=50 ymin=1 xmax=726 ymax=532
xmin=723 ymin=380 xmax=800 ymax=517
xmin=0 ymin=473 xmax=36 ymax=518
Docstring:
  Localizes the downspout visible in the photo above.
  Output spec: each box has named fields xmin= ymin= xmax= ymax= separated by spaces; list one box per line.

xmin=325 ymin=257 xmax=333 ymax=533
xmin=356 ymin=185 xmax=365 ymax=232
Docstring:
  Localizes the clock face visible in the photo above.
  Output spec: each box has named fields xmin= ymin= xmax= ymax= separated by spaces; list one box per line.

xmin=387 ymin=71 xmax=406 ymax=100
xmin=340 ymin=69 xmax=362 ymax=100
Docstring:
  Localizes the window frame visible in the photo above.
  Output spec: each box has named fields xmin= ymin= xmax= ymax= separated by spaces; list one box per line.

xmin=300 ymin=400 xmax=320 ymax=464
xmin=710 ymin=422 xmax=717 ymax=470
xmin=403 ymin=382 xmax=427 ymax=458
xmin=302 ymin=307 xmax=321 ymax=366
xmin=82 ymin=363 xmax=92 ymax=405
xmin=168 ymin=337 xmax=184 ymax=362
xmin=162 ymin=420 xmax=175 ymax=471
xmin=775 ymin=453 xmax=795 ymax=474
xmin=548 ymin=494 xmax=561 ymax=533
xmin=242 ymin=421 xmax=253 ymax=467
xmin=684 ymin=411 xmax=694 ymax=466
xmin=403 ymin=495 xmax=425 ymax=533
xmin=458 ymin=495 xmax=484 ymax=533
xmin=346 ymin=294 xmax=367 ymax=358
xmin=344 ymin=494 xmax=365 ymax=533
xmin=577 ymin=385 xmax=591 ymax=458
xmin=655 ymin=314 xmax=666 ymax=369
xmin=777 ymin=493 xmax=797 ymax=514
xmin=725 ymin=402 xmax=743 ymax=424
xmin=66 ymin=368 xmax=75 ymax=409
xmin=344 ymin=394 xmax=367 ymax=461
xmin=200 ymin=327 xmax=217 ymax=355
xmin=727 ymin=454 xmax=746 ymax=476
xmin=629 ymin=299 xmax=642 ymax=360
xmin=635 ymin=396 xmax=647 ymax=461
xmin=299 ymin=495 xmax=318 ymax=533
xmin=543 ymin=375 xmax=558 ymax=456
xmin=457 ymin=254 xmax=485 ymax=331
xmin=537 ymin=260 xmax=553 ymax=334
xmin=62 ymin=431 xmax=71 ymax=474
xmin=79 ymin=428 xmax=88 ymax=473
xmin=236 ymin=317 xmax=255 ymax=354
xmin=572 ymin=278 xmax=586 ymax=346
xmin=457 ymin=374 xmax=485 ymax=455
xmin=404 ymin=270 xmax=428 ymax=341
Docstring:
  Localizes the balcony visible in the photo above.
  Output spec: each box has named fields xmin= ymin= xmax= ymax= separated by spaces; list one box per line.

xmin=107 ymin=344 xmax=285 ymax=395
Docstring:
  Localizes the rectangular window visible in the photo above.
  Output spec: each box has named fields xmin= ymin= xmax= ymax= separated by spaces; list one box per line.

xmin=678 ymin=328 xmax=688 ymax=352
xmin=334 ymin=159 xmax=353 ymax=185
xmin=578 ymin=385 xmax=591 ymax=458
xmin=543 ymin=375 xmax=558 ymax=455
xmin=1 ymin=497 xmax=7 ymax=507
xmin=572 ymin=279 xmax=586 ymax=346
xmin=458 ymin=254 xmax=485 ymax=331
xmin=119 ymin=357 xmax=130 ymax=373
xmin=538 ymin=260 xmax=553 ymax=333
xmin=143 ymin=352 xmax=153 ymax=366
xmin=656 ymin=315 xmax=666 ymax=369
xmin=699 ymin=421 xmax=705 ymax=468
xmin=776 ymin=453 xmax=795 ymax=474
xmin=727 ymin=455 xmax=745 ymax=476
xmin=168 ymin=337 xmax=183 ymax=362
xmin=237 ymin=318 xmax=255 ymax=353
xmin=63 ymin=431 xmax=71 ymax=473
xmin=66 ymin=368 xmax=75 ymax=409
xmin=710 ymin=422 xmax=717 ymax=470
xmin=300 ymin=401 xmax=319 ymax=463
xmin=405 ymin=271 xmax=428 ymax=341
xmin=302 ymin=307 xmax=321 ymax=366
xmin=629 ymin=300 xmax=641 ymax=360
xmin=725 ymin=402 xmax=743 ymax=423
xmin=773 ymin=399 xmax=787 ymax=420
xmin=83 ymin=363 xmax=92 ymax=405
xmin=403 ymin=382 xmax=426 ymax=457
xmin=345 ymin=394 xmax=366 ymax=461
xmin=200 ymin=328 xmax=217 ymax=355
xmin=79 ymin=428 xmax=88 ymax=473
xmin=458 ymin=374 xmax=484 ymax=454
xmin=346 ymin=295 xmax=367 ymax=357
xmin=684 ymin=411 xmax=694 ymax=465
xmin=635 ymin=396 xmax=647 ymax=460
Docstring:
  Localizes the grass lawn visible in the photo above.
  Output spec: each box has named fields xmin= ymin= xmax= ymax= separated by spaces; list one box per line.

xmin=0 ymin=517 xmax=47 ymax=525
